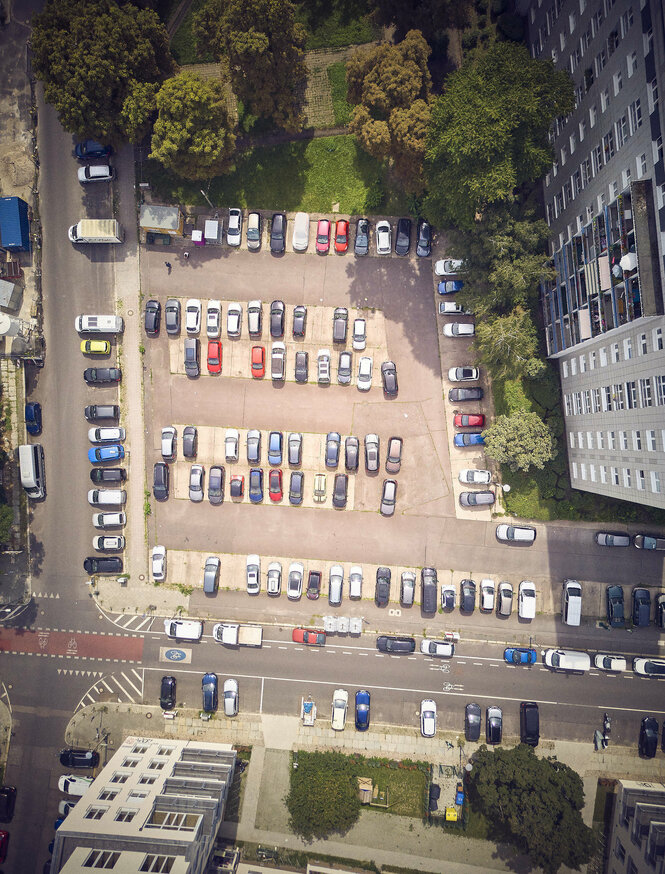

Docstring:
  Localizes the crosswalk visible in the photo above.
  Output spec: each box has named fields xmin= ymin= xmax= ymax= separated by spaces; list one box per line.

xmin=74 ymin=668 xmax=145 ymax=712
xmin=102 ymin=612 xmax=157 ymax=633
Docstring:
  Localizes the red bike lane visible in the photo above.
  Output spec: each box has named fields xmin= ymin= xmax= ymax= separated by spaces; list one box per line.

xmin=0 ymin=627 xmax=144 ymax=662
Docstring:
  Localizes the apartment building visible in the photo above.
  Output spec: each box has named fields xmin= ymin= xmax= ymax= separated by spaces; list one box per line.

xmin=520 ymin=0 xmax=665 ymax=507
xmin=607 ymin=779 xmax=665 ymax=874
xmin=51 ymin=737 xmax=236 ymax=873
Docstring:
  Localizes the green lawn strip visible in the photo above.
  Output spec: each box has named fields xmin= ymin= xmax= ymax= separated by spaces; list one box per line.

xmin=144 ymin=134 xmax=407 ymax=215
xmin=327 ymin=62 xmax=352 ymax=126
xmin=295 ymin=2 xmax=380 ymax=50
xmin=339 ymin=754 xmax=428 ymax=818
xmin=169 ymin=0 xmax=214 ymax=65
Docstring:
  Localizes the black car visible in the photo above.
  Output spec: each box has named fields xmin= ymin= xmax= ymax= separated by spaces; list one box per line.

xmin=289 ymin=471 xmax=304 ymax=505
xmin=74 ymin=140 xmax=112 ymax=160
xmin=325 ymin=432 xmax=341 ymax=468
xmin=657 ymin=593 xmax=665 ymax=630
xmin=182 ymin=426 xmax=197 ymax=458
xmin=270 ymin=300 xmax=285 ymax=337
xmin=381 ymin=361 xmax=398 ymax=397
xmin=306 ymin=570 xmax=321 ymax=600
xmin=520 ymin=702 xmax=539 ymax=746
xmin=345 ymin=436 xmax=359 ymax=471
xmin=460 ymin=579 xmax=476 ymax=612
xmin=144 ymin=299 xmax=161 ymax=336
xmin=375 ymin=567 xmax=391 ymax=606
xmin=83 ymin=556 xmax=123 ymax=574
xmin=332 ymin=473 xmax=348 ymax=509
xmin=416 ymin=218 xmax=431 ymax=257
xmin=421 ymin=567 xmax=437 ymax=613
xmin=449 ymin=387 xmax=484 ymax=402
xmin=153 ymin=461 xmax=169 ymax=500
xmin=0 ymin=786 xmax=16 ymax=823
xmin=160 ymin=676 xmax=176 ymax=710
xmin=84 ymin=367 xmax=121 ymax=384
xmin=292 ymin=305 xmax=307 ymax=338
xmin=85 ymin=404 xmax=119 ymax=422
xmin=59 ymin=748 xmax=99 ymax=768
xmin=395 ymin=217 xmax=411 ymax=255
xmin=25 ymin=402 xmax=42 ymax=435
xmin=632 ymin=587 xmax=651 ymax=627
xmin=270 ymin=212 xmax=286 ymax=253
xmin=486 ymin=706 xmax=502 ymax=744
xmin=294 ymin=351 xmax=309 ymax=383
xmin=639 ymin=716 xmax=658 ymax=758
xmin=376 ymin=635 xmax=415 ymax=653
xmin=165 ymin=298 xmax=181 ymax=334
xmin=202 ymin=673 xmax=218 ymax=713
xmin=90 ymin=467 xmax=126 ymax=484
xmin=606 ymin=585 xmax=625 ymax=627
xmin=465 ymin=702 xmax=481 ymax=741
xmin=208 ymin=465 xmax=224 ymax=505
xmin=354 ymin=217 xmax=369 ymax=255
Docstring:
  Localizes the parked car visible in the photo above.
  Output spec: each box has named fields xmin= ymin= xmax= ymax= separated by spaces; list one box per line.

xmin=270 ymin=300 xmax=285 ymax=337
xmin=420 ymin=639 xmax=454 ymax=658
xmin=202 ymin=673 xmax=218 ymax=713
xmin=81 ymin=339 xmax=111 ymax=355
xmin=203 ymin=556 xmax=220 ymax=594
xmin=520 ymin=701 xmax=539 ymax=746
xmin=207 ymin=340 xmax=222 ymax=374
xmin=380 ymin=479 xmax=397 ymax=516
xmin=345 ymin=436 xmax=359 ymax=471
xmin=480 ymin=579 xmax=495 ymax=611
xmin=460 ymin=490 xmax=494 ymax=506
xmin=313 ymin=473 xmax=326 ymax=502
xmin=153 ymin=462 xmax=169 ymax=500
xmin=271 ymin=342 xmax=286 ymax=380
xmin=438 ymin=280 xmax=464 ymax=294
xmin=460 ymin=579 xmax=476 ymax=612
xmin=268 ymin=468 xmax=283 ymax=502
xmin=78 ymin=163 xmax=114 ymax=183
xmin=420 ymin=700 xmax=437 ymax=737
xmin=227 ymin=302 xmax=242 ymax=337
xmin=292 ymin=628 xmax=326 ymax=646
xmin=292 ymin=305 xmax=307 ymax=338
xmin=206 ymin=300 xmax=222 ymax=337
xmin=328 ymin=565 xmax=344 ymax=605
xmin=594 ymin=654 xmax=626 ymax=672
xmin=251 ymin=345 xmax=265 ymax=379
xmin=354 ymin=218 xmax=370 ymax=255
xmin=247 ymin=212 xmax=262 ymax=250
xmin=225 ymin=429 xmax=239 ymax=462
xmin=223 ymin=678 xmax=239 ymax=717
xmin=394 ymin=218 xmax=411 ymax=255
xmin=606 ymin=585 xmax=625 ymax=627
xmin=90 ymin=467 xmax=125 ymax=484
xmin=185 ymin=299 xmax=201 ymax=334
xmin=355 ymin=690 xmax=371 ymax=730
xmin=75 ymin=140 xmax=112 ymax=160
xmin=83 ymin=367 xmax=121 ymax=384
xmin=165 ymin=298 xmax=181 ymax=334
xmin=88 ymin=445 xmax=124 ymax=463
xmin=639 ymin=716 xmax=658 ymax=758
xmin=317 ymin=348 xmax=331 ymax=384
xmin=376 ymin=636 xmax=415 ymax=653
xmin=421 ymin=567 xmax=438 ymax=613
xmin=518 ymin=580 xmax=537 ymax=619
xmin=374 ymin=566 xmax=391 ymax=606
xmin=332 ymin=473 xmax=348 ymax=508
xmin=348 ymin=565 xmax=363 ymax=600
xmin=183 ymin=425 xmax=197 ymax=457
xmin=337 ymin=351 xmax=352 ymax=385
xmin=59 ymin=749 xmax=99 ymax=768
xmin=441 ymin=583 xmax=455 ymax=610
xmin=151 ymin=545 xmax=166 ymax=581
xmin=208 ymin=465 xmax=224 ymax=505
xmin=227 ymin=208 xmax=242 ymax=246
xmin=656 ymin=593 xmax=665 ymax=630
xmin=159 ymin=676 xmax=176 ymax=710
xmin=333 ymin=307 xmax=348 ymax=343
xmin=454 ymin=432 xmax=485 ymax=447
xmin=184 ymin=337 xmax=200 ymax=377
xmin=385 ymin=436 xmax=403 ymax=473
xmin=486 ymin=706 xmax=502 ymax=744
xmin=92 ymin=535 xmax=125 ymax=551
xmin=188 ymin=464 xmax=204 ymax=502
xmin=268 ymin=430 xmax=283 ymax=465
xmin=229 ymin=475 xmax=244 ymax=498
xmin=289 ymin=471 xmax=304 ymax=505
xmin=443 ymin=322 xmax=475 ymax=338
xmin=352 ymin=318 xmax=366 ymax=350
xmin=270 ymin=212 xmax=286 ymax=253
xmin=632 ymin=587 xmax=651 ymax=626
xmin=465 ymin=703 xmax=481 ymax=741
xmin=416 ymin=218 xmax=431 ymax=257
xmin=334 ymin=219 xmax=349 ymax=253
xmin=246 ymin=555 xmax=260 ymax=594
xmin=248 ymin=468 xmax=264 ymax=503
xmin=449 ymin=387 xmax=484 ymax=402
xmin=375 ymin=220 xmax=391 ymax=254
xmin=58 ymin=775 xmax=93 ymax=796
xmin=455 ymin=414 xmax=485 ymax=428
xmin=307 ymin=570 xmax=321 ymax=600
xmin=85 ymin=404 xmax=119 ymax=423
xmin=400 ymin=571 xmax=415 ymax=606
xmin=633 ymin=533 xmax=665 ymax=550
xmin=357 ymin=356 xmax=373 ymax=391
xmin=316 ymin=219 xmax=331 ymax=254
xmin=266 ymin=562 xmax=282 ymax=596
xmin=83 ymin=556 xmax=122 ymax=573
xmin=449 ymin=366 xmax=479 ymax=382
xmin=292 ymin=212 xmax=310 ymax=251
xmin=595 ymin=531 xmax=630 ymax=547
xmin=435 ymin=258 xmax=464 ymax=275
xmin=331 ymin=689 xmax=349 ymax=731
xmin=381 ymin=361 xmax=398 ymax=397
xmin=495 ymin=524 xmax=536 ymax=544
xmin=92 ymin=513 xmax=126 ymax=529
xmin=161 ymin=426 xmax=176 ymax=460
xmin=497 ymin=582 xmax=513 ymax=616
xmin=459 ymin=468 xmax=491 ymax=484
xmin=325 ymin=431 xmax=341 ymax=468
xmin=364 ymin=433 xmax=380 ymax=472
xmin=287 ymin=562 xmax=304 ymax=600
xmin=504 ymin=647 xmax=537 ymax=665
xmin=295 ymin=350 xmax=309 ymax=382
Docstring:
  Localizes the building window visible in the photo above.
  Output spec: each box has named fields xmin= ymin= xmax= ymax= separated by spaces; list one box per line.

xmin=608 ymin=430 xmax=616 ymax=449
xmin=647 ymin=430 xmax=657 ymax=451
xmin=98 ymin=789 xmax=119 ymax=801
xmin=84 ymin=806 xmax=108 ymax=820
xmin=590 ymin=464 xmax=597 ymax=481
xmin=565 ymin=394 xmax=573 ymax=415
xmin=148 ymin=760 xmax=165 ymax=770
xmin=616 ymin=114 xmax=628 ymax=149
xmin=138 ymin=774 xmax=158 ymax=785
xmin=583 ymin=390 xmax=592 ymax=413
xmin=632 ymin=430 xmax=642 ymax=450
xmin=653 ymin=328 xmax=663 ymax=350
xmin=628 ymin=98 xmax=642 ymax=134
xmin=571 ymin=462 xmax=578 ymax=479
xmin=636 ymin=153 xmax=647 ymax=178
xmin=600 ymin=88 xmax=610 ymax=112
xmin=115 ymin=808 xmax=138 ymax=823
xmin=602 ymin=129 xmax=615 ymax=160
xmin=648 ymin=78 xmax=659 ymax=114
xmin=83 ymin=850 xmax=121 ymax=869
xmin=623 ymin=468 xmax=631 ymax=488
xmin=595 ymin=49 xmax=607 ymax=76
xmin=656 ymin=376 xmax=665 ymax=406
xmin=570 ymin=357 xmax=578 ymax=375
xmin=579 ymin=119 xmax=586 ymax=142
xmin=609 ymin=180 xmax=618 ymax=200
xmin=613 ymin=385 xmax=625 ymax=410
xmin=639 ymin=378 xmax=653 ymax=407
xmin=591 ymin=144 xmax=603 ymax=175
xmin=638 ymin=333 xmax=647 ymax=355
xmin=570 ymin=431 xmax=576 ymax=449
xmin=603 ymin=386 xmax=612 ymax=411
xmin=613 ymin=70 xmax=622 ymax=95
xmin=637 ymin=470 xmax=646 ymax=491
xmin=580 ymin=463 xmax=587 ymax=480
xmin=611 ymin=343 xmax=619 ymax=363
xmin=620 ymin=430 xmax=628 ymax=450
xmin=589 ymin=104 xmax=597 ymax=127
xmin=121 ymin=758 xmax=140 ymax=769
xmin=600 ymin=465 xmax=607 ymax=483
xmin=623 ymin=338 xmax=632 ymax=359
xmin=577 ymin=429 xmax=584 ymax=448
xmin=110 ymin=773 xmax=129 ymax=784
xmin=140 ymin=857 xmax=176 ymax=874
xmin=586 ymin=429 xmax=593 ymax=448
xmin=650 ymin=471 xmax=661 ymax=493
xmin=627 ymin=50 xmax=637 ymax=77
xmin=589 ymin=350 xmax=596 ymax=369
xmin=597 ymin=430 xmax=604 ymax=448
xmin=579 ymin=354 xmax=586 ymax=372
xmin=157 ymin=747 xmax=174 ymax=756
xmin=592 ymin=388 xmax=601 ymax=411
xmin=599 ymin=346 xmax=607 ymax=366
xmin=131 ymin=745 xmax=149 ymax=755
xmin=655 ymin=136 xmax=664 ymax=166
xmin=561 ymin=145 xmax=568 ymax=166
xmin=611 ymin=466 xmax=619 ymax=485
xmin=569 ymin=10 xmax=577 ymax=31
xmin=620 ymin=6 xmax=633 ymax=35
xmin=570 ymin=133 xmax=577 ymax=154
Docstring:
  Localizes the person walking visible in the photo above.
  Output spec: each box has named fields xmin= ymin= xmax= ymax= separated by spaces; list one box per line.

xmin=165 ymin=261 xmax=172 ymax=273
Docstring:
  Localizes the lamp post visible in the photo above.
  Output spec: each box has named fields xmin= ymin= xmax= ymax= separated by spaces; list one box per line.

xmin=200 ymin=188 xmax=214 ymax=210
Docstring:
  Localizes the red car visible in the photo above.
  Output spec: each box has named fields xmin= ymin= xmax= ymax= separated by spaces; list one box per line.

xmin=229 ymin=475 xmax=244 ymax=498
xmin=334 ymin=219 xmax=349 ymax=253
xmin=292 ymin=627 xmax=326 ymax=646
xmin=316 ymin=219 xmax=331 ymax=254
xmin=207 ymin=340 xmax=222 ymax=374
xmin=268 ymin=468 xmax=283 ymax=502
xmin=251 ymin=345 xmax=265 ymax=378
xmin=454 ymin=413 xmax=485 ymax=428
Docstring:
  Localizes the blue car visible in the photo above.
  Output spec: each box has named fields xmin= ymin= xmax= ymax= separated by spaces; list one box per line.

xmin=504 ymin=647 xmax=538 ymax=665
xmin=355 ymin=689 xmax=370 ymax=731
xmin=268 ymin=430 xmax=283 ymax=465
xmin=25 ymin=402 xmax=42 ymax=435
xmin=438 ymin=280 xmax=464 ymax=295
xmin=202 ymin=673 xmax=218 ymax=713
xmin=74 ymin=140 xmax=112 ymax=160
xmin=453 ymin=432 xmax=485 ymax=447
xmin=88 ymin=444 xmax=125 ymax=463
xmin=248 ymin=468 xmax=263 ymax=503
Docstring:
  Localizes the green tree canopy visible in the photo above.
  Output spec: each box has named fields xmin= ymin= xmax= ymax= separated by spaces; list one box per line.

xmin=150 ymin=72 xmax=236 ymax=180
xmin=483 ymin=410 xmax=556 ymax=472
xmin=193 ymin=0 xmax=307 ymax=132
xmin=369 ymin=0 xmax=472 ymax=40
xmin=31 ymin=0 xmax=174 ymax=142
xmin=286 ymin=751 xmax=361 ymax=841
xmin=347 ymin=31 xmax=432 ymax=192
xmin=424 ymin=41 xmax=574 ymax=228
xmin=475 ymin=308 xmax=546 ymax=379
xmin=120 ymin=81 xmax=160 ymax=145
xmin=469 ymin=745 xmax=596 ymax=874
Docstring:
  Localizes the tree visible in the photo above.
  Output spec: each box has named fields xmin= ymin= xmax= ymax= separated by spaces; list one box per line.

xmin=475 ymin=308 xmax=545 ymax=379
xmin=150 ymin=72 xmax=236 ymax=180
xmin=286 ymin=751 xmax=360 ymax=841
xmin=483 ymin=411 xmax=556 ymax=472
xmin=31 ymin=0 xmax=174 ymax=142
xmin=120 ymin=81 xmax=160 ymax=144
xmin=193 ymin=0 xmax=307 ymax=132
xmin=347 ymin=31 xmax=432 ymax=192
xmin=468 ymin=745 xmax=596 ymax=874
xmin=424 ymin=42 xmax=574 ymax=228
xmin=369 ymin=0 xmax=472 ymax=41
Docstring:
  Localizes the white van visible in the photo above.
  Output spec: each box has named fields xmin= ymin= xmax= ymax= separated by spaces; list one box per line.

xmin=292 ymin=212 xmax=310 ymax=251
xmin=164 ymin=619 xmax=203 ymax=641
xmin=75 ymin=314 xmax=124 ymax=333
xmin=18 ymin=443 xmax=45 ymax=500
xmin=496 ymin=524 xmax=536 ymax=544
xmin=562 ymin=579 xmax=582 ymax=626
xmin=543 ymin=649 xmax=590 ymax=672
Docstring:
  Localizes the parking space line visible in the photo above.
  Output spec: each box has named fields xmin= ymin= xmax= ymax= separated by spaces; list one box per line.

xmin=112 ymin=676 xmax=136 ymax=702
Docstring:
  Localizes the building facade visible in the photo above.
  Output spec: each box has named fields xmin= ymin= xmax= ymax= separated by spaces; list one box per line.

xmin=521 ymin=0 xmax=665 ymax=507
xmin=52 ymin=737 xmax=236 ymax=874
xmin=607 ymin=779 xmax=665 ymax=874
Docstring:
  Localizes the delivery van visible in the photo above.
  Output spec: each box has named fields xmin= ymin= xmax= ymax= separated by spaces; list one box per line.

xmin=164 ymin=619 xmax=203 ymax=641
xmin=543 ymin=649 xmax=590 ymax=672
xmin=75 ymin=315 xmax=124 ymax=334
xmin=18 ymin=443 xmax=45 ymax=500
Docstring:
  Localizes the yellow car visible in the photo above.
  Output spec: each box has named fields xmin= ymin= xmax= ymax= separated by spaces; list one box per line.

xmin=80 ymin=339 xmax=111 ymax=355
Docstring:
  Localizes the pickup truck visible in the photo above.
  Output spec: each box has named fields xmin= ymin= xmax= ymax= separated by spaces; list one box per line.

xmin=212 ymin=622 xmax=262 ymax=647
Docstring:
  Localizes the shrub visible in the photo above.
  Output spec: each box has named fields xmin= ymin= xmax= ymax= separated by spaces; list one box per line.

xmin=461 ymin=29 xmax=480 ymax=51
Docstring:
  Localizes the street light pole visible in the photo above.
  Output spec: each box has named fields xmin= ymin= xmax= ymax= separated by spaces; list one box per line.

xmin=200 ymin=188 xmax=214 ymax=210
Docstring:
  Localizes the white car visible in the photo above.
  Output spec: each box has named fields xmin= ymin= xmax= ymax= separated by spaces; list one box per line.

xmin=459 ymin=469 xmax=492 ymax=484
xmin=223 ymin=678 xmax=239 ymax=716
xmin=78 ymin=164 xmax=114 ymax=183
xmin=439 ymin=301 xmax=471 ymax=315
xmin=594 ymin=653 xmax=626 ymax=672
xmin=206 ymin=300 xmax=222 ymax=337
xmin=357 ymin=356 xmax=373 ymax=391
xmin=225 ymin=428 xmax=239 ymax=462
xmin=518 ymin=580 xmax=537 ymax=619
xmin=227 ymin=208 xmax=242 ymax=246
xmin=246 ymin=555 xmax=260 ymax=594
xmin=420 ymin=699 xmax=437 ymax=737
xmin=441 ymin=583 xmax=456 ymax=610
xmin=287 ymin=562 xmax=304 ymax=600
xmin=376 ymin=220 xmax=391 ymax=255
xmin=92 ymin=512 xmax=126 ymax=528
xmin=331 ymin=688 xmax=349 ymax=730
xmin=161 ymin=426 xmax=176 ymax=460
xmin=88 ymin=489 xmax=126 ymax=506
xmin=349 ymin=565 xmax=363 ymax=599
xmin=58 ymin=775 xmax=93 ymax=796
xmin=448 ymin=366 xmax=479 ymax=382
xmin=247 ymin=300 xmax=262 ymax=336
xmin=435 ymin=258 xmax=464 ymax=275
xmin=480 ymin=579 xmax=495 ymax=612
xmin=352 ymin=318 xmax=366 ymax=350
xmin=271 ymin=342 xmax=286 ymax=380
xmin=267 ymin=561 xmax=282 ymax=596
xmin=151 ymin=545 xmax=166 ymax=581
xmin=420 ymin=639 xmax=454 ymax=658
xmin=443 ymin=322 xmax=475 ymax=337
xmin=185 ymin=299 xmax=202 ymax=334
xmin=92 ymin=535 xmax=124 ymax=551
xmin=227 ymin=302 xmax=242 ymax=337
xmin=292 ymin=211 xmax=310 ymax=251
xmin=317 ymin=348 xmax=331 ymax=384
xmin=88 ymin=427 xmax=125 ymax=443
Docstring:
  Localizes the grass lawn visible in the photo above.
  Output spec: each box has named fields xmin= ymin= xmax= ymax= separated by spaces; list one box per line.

xmin=353 ymin=761 xmax=428 ymax=818
xmin=295 ymin=1 xmax=380 ymax=50
xmin=327 ymin=62 xmax=352 ymax=126
xmin=145 ymin=134 xmax=407 ymax=215
xmin=169 ymin=0 xmax=214 ymax=65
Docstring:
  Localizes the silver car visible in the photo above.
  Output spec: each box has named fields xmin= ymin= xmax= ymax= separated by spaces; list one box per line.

xmin=189 ymin=464 xmax=204 ymax=502
xmin=380 ymin=479 xmax=397 ymax=516
xmin=458 ymin=468 xmax=492 ymax=484
xmin=271 ymin=342 xmax=286 ymax=380
xmin=247 ymin=300 xmax=262 ymax=336
xmin=400 ymin=571 xmax=415 ymax=606
xmin=223 ymin=678 xmax=239 ymax=716
xmin=287 ymin=562 xmax=304 ymax=600
xmin=328 ymin=564 xmax=343 ymax=605
xmin=225 ymin=429 xmax=239 ymax=462
xmin=337 ymin=351 xmax=352 ymax=385
xmin=246 ymin=212 xmax=262 ymax=251
xmin=459 ymin=490 xmax=495 ymax=507
xmin=317 ymin=348 xmax=331 ymax=384
xmin=288 ymin=432 xmax=302 ymax=466
xmin=246 ymin=555 xmax=260 ymax=594
xmin=357 ymin=356 xmax=373 ymax=391
xmin=364 ymin=434 xmax=380 ymax=472
xmin=246 ymin=429 xmax=261 ymax=464
xmin=267 ymin=561 xmax=282 ymax=596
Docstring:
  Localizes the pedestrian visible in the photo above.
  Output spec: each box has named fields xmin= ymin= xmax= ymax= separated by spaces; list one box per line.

xmin=183 ymin=251 xmax=190 ymax=260
xmin=165 ymin=261 xmax=172 ymax=273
